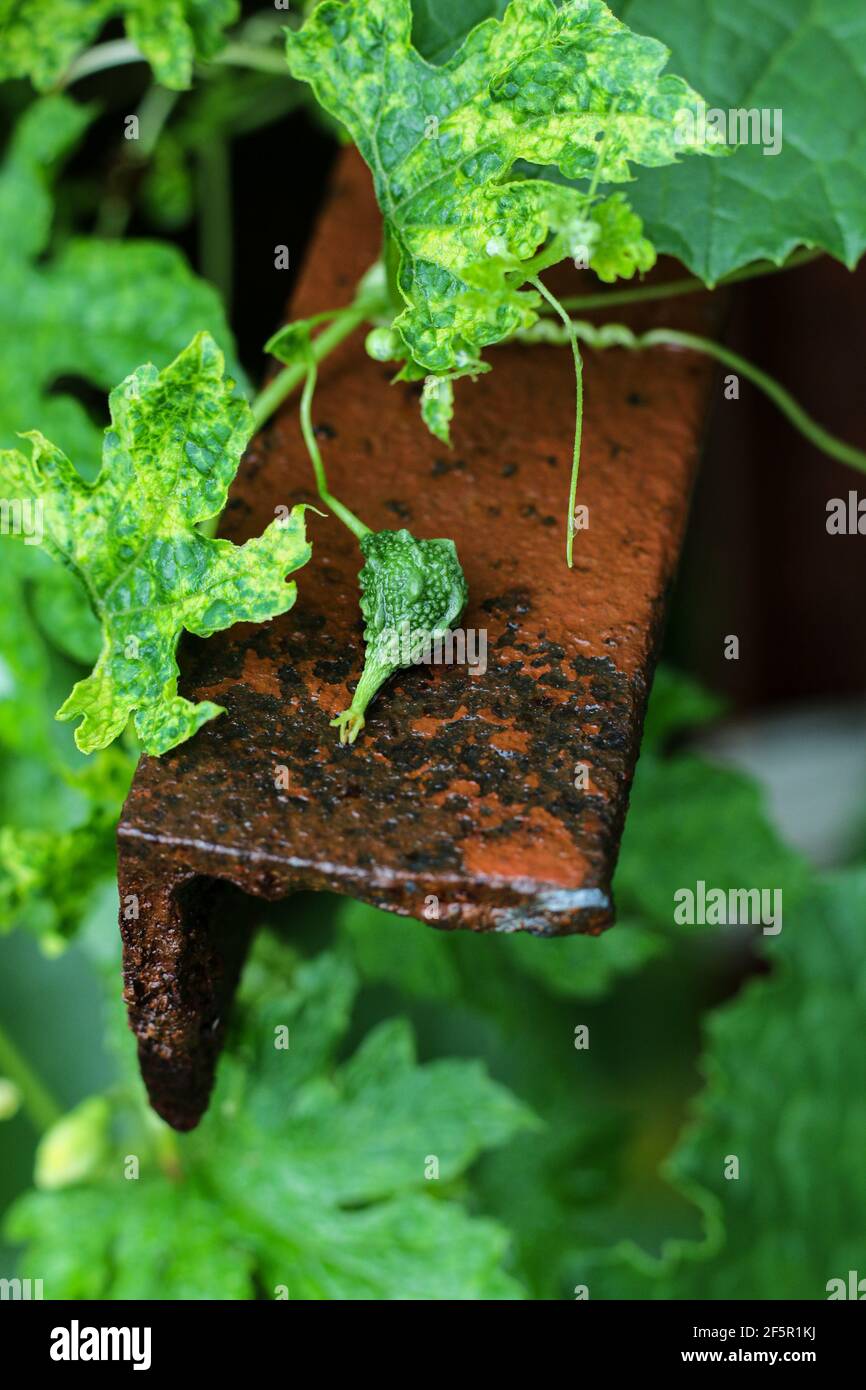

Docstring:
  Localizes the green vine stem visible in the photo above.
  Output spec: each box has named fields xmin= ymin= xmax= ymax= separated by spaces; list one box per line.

xmin=135 ymin=83 xmax=181 ymax=159
xmin=298 ymin=353 xmax=370 ymax=541
xmin=528 ymin=277 xmax=584 ymax=568
xmin=233 ymin=277 xmax=388 ymax=546
xmin=61 ymin=38 xmax=144 ymax=86
xmin=0 ymin=1021 xmax=62 ymax=1134
xmin=61 ymin=38 xmax=292 ymax=88
xmin=556 ymin=247 xmax=821 ymax=314
xmin=212 ymin=42 xmax=292 ymax=77
xmin=95 ymin=84 xmax=181 ymax=239
xmin=519 ymin=317 xmax=866 ymax=475
xmin=250 ymin=300 xmax=371 ymax=433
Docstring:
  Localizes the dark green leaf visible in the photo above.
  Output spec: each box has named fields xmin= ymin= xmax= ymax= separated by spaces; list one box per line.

xmin=612 ymin=0 xmax=866 ymax=281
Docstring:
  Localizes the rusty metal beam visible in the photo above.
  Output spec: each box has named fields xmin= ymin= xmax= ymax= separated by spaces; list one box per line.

xmin=118 ymin=149 xmax=721 ymax=1129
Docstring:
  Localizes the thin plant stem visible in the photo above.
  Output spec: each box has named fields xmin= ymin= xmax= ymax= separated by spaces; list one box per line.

xmin=94 ymin=84 xmax=181 ymax=239
xmin=516 ymin=235 xmax=571 ymax=284
xmin=0 ymin=1022 xmax=62 ymax=1134
xmin=137 ymin=84 xmax=180 ymax=158
xmin=633 ymin=328 xmax=866 ymax=474
xmin=556 ymin=247 xmax=822 ymax=314
xmin=62 ymin=39 xmax=144 ymax=86
xmin=299 ymin=356 xmax=370 ymax=540
xmin=529 ymin=276 xmax=584 ymax=568
xmin=61 ymin=38 xmax=290 ymax=88
xmin=211 ymin=42 xmax=290 ymax=77
xmin=251 ymin=301 xmax=370 ymax=431
xmin=519 ymin=316 xmax=866 ymax=475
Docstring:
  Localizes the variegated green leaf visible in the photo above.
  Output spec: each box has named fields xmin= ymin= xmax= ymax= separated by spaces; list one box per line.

xmin=0 ymin=334 xmax=312 ymax=757
xmin=286 ymin=0 xmax=723 ymax=374
xmin=420 ymin=374 xmax=455 ymax=444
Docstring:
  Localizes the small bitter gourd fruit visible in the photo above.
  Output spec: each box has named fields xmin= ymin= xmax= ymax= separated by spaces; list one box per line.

xmin=331 ymin=527 xmax=468 ymax=744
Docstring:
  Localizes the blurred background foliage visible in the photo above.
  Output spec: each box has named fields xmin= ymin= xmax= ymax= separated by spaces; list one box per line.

xmin=1 ymin=0 xmax=865 ymax=1300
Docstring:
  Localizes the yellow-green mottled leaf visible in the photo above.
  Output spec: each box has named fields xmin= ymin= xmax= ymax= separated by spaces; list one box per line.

xmin=286 ymin=0 xmax=723 ymax=373
xmin=265 ymin=321 xmax=313 ymax=367
xmin=0 ymin=334 xmax=312 ymax=757
xmin=585 ymin=191 xmax=655 ymax=282
xmin=420 ymin=374 xmax=454 ymax=444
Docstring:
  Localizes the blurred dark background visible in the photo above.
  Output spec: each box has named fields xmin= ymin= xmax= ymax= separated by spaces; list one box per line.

xmin=671 ymin=253 xmax=866 ymax=705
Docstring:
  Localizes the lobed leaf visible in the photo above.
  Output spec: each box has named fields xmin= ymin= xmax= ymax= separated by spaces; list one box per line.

xmin=7 ymin=942 xmax=532 ymax=1300
xmin=0 ymin=334 xmax=312 ymax=756
xmin=286 ymin=0 xmax=722 ymax=375
xmin=612 ymin=0 xmax=866 ymax=282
